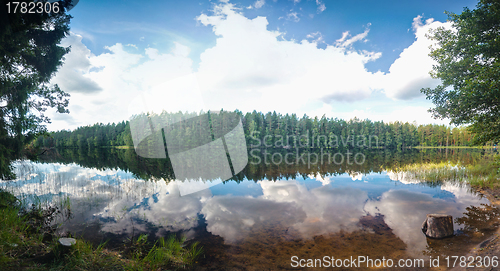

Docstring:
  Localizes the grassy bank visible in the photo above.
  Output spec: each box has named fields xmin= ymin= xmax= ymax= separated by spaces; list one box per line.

xmin=412 ymin=146 xmax=495 ymax=149
xmin=0 ymin=190 xmax=202 ymax=270
xmin=390 ymin=154 xmax=500 ymax=188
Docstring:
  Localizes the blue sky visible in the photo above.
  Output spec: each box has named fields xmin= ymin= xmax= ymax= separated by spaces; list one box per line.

xmin=47 ymin=0 xmax=478 ymax=131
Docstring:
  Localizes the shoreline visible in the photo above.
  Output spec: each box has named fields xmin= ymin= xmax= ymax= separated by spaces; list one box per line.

xmin=449 ymin=186 xmax=500 ymax=270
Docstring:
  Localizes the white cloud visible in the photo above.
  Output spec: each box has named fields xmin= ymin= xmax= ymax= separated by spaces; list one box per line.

xmin=201 ymin=180 xmax=368 ymax=241
xmin=47 ymin=35 xmax=193 ymax=131
xmin=47 ymin=5 xmax=454 ymax=131
xmin=195 ymin=4 xmax=383 ymax=114
xmin=201 ymin=194 xmax=306 ymax=242
xmin=306 ymin=31 xmax=321 ymax=40
xmin=254 ymin=0 xmax=265 ymax=9
xmin=316 ymin=0 xmax=326 ymax=13
xmin=335 ymin=25 xmax=370 ymax=48
xmin=260 ymin=181 xmax=368 ymax=238
xmin=338 ymin=105 xmax=449 ymax=125
xmin=381 ymin=17 xmax=452 ymax=100
xmin=286 ymin=12 xmax=300 ymax=22
xmin=349 ymin=172 xmax=363 ymax=181
xmin=51 ymin=33 xmax=102 ymax=94
xmin=50 ymin=112 xmax=79 ymax=126
xmin=308 ymin=173 xmax=334 ymax=185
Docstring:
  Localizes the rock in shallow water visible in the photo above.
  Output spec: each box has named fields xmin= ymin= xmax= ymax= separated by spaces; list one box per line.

xmin=422 ymin=214 xmax=454 ymax=239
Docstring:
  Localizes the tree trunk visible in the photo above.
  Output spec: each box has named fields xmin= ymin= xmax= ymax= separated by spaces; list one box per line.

xmin=422 ymin=214 xmax=454 ymax=239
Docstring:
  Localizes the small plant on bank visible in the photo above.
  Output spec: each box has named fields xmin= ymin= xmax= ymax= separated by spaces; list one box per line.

xmin=126 ymin=234 xmax=203 ymax=270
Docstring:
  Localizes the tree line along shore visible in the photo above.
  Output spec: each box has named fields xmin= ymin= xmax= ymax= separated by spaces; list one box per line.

xmin=31 ymin=110 xmax=492 ymax=151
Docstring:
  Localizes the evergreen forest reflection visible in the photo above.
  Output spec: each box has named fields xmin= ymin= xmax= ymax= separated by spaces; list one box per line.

xmin=36 ymin=147 xmax=488 ymax=183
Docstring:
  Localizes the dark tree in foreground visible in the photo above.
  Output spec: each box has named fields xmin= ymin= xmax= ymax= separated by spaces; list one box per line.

xmin=0 ymin=0 xmax=73 ymax=178
xmin=421 ymin=0 xmax=500 ymax=145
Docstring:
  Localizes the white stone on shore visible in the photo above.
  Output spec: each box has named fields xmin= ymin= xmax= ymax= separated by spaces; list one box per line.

xmin=58 ymin=238 xmax=77 ymax=247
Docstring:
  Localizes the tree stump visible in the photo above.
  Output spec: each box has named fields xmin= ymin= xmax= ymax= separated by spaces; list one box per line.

xmin=421 ymin=214 xmax=454 ymax=239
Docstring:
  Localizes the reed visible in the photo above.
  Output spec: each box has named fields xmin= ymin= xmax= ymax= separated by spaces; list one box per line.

xmin=390 ymin=155 xmax=500 ymax=188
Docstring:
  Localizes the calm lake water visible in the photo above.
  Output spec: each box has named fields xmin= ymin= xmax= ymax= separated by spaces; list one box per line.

xmin=2 ymin=148 xmax=499 ymax=270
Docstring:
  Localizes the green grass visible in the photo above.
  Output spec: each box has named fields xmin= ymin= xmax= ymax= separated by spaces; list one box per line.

xmin=390 ymin=154 xmax=500 ymax=188
xmin=0 ymin=189 xmax=202 ymax=270
xmin=413 ymin=146 xmax=486 ymax=149
xmin=114 ymin=146 xmax=134 ymax=149
xmin=127 ymin=234 xmax=203 ymax=270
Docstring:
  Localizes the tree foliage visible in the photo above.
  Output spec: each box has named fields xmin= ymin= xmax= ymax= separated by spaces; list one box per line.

xmin=422 ymin=0 xmax=500 ymax=144
xmin=34 ymin=110 xmax=476 ymax=150
xmin=0 ymin=0 xmax=73 ymax=178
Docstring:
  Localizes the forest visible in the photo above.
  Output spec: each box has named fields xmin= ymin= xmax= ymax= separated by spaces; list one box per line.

xmin=32 ymin=110 xmax=480 ymax=150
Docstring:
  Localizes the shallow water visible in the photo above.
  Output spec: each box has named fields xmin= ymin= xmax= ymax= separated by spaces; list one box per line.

xmin=2 ymin=148 xmax=499 ymax=270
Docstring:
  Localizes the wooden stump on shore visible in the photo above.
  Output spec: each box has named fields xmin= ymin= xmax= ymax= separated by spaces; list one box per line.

xmin=422 ymin=214 xmax=454 ymax=239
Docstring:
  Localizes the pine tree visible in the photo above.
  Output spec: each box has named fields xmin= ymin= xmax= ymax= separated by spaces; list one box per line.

xmin=0 ymin=0 xmax=74 ymax=178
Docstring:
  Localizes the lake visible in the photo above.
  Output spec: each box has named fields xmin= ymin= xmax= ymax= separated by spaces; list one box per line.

xmin=2 ymin=148 xmax=499 ymax=270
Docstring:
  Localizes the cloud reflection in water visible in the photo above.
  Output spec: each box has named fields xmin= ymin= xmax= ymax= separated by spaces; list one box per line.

xmin=2 ymin=161 xmax=489 ymax=253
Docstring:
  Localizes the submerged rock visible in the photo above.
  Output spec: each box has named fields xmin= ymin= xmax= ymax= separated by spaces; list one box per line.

xmin=422 ymin=214 xmax=454 ymax=239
